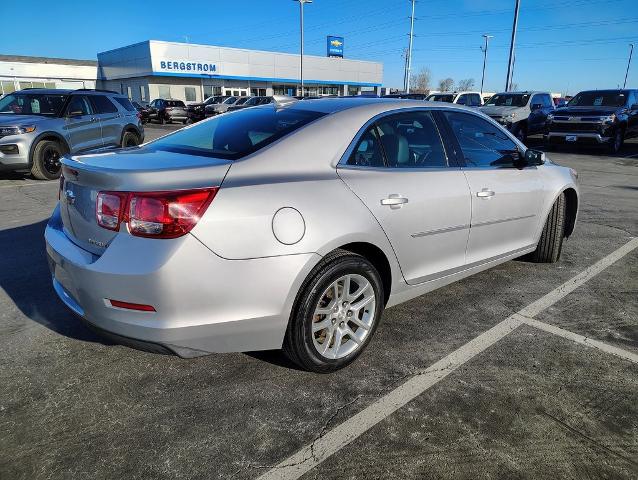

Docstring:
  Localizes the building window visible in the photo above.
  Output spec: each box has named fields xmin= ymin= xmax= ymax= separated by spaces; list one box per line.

xmin=185 ymin=87 xmax=197 ymax=102
xmin=1 ymin=80 xmax=16 ymax=95
xmin=273 ymin=85 xmax=296 ymax=96
xmin=348 ymin=86 xmax=360 ymax=96
xmin=19 ymin=82 xmax=32 ymax=90
xmin=158 ymin=85 xmax=171 ymax=99
xmin=140 ymin=85 xmax=147 ymax=102
xmin=45 ymin=82 xmax=56 ymax=89
xmin=127 ymin=86 xmax=133 ymax=99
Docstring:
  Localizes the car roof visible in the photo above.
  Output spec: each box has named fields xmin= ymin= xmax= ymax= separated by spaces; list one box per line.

xmin=13 ymin=88 xmax=124 ymax=96
xmin=275 ymin=97 xmax=480 ymax=117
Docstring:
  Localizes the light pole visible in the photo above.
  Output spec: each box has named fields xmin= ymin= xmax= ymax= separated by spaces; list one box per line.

xmin=505 ymin=0 xmax=520 ymax=92
xmin=405 ymin=0 xmax=416 ymax=93
xmin=293 ymin=0 xmax=312 ymax=97
xmin=480 ymin=34 xmax=493 ymax=96
xmin=624 ymin=43 xmax=634 ymax=88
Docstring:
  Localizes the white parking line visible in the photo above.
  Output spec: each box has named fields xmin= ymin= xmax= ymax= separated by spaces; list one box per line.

xmin=256 ymin=237 xmax=638 ymax=480
xmin=0 ymin=182 xmax=53 ymax=188
xmin=521 ymin=316 xmax=638 ymax=364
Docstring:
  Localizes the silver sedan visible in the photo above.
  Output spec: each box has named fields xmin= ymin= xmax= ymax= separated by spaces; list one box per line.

xmin=45 ymin=98 xmax=579 ymax=372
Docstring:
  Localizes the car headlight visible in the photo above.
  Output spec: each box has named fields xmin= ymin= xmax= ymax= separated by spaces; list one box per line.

xmin=505 ymin=113 xmax=516 ymax=120
xmin=0 ymin=125 xmax=36 ymax=137
xmin=600 ymin=114 xmax=616 ymax=123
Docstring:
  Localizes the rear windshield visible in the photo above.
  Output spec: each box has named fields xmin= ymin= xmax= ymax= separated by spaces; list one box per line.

xmin=427 ymin=94 xmax=454 ymax=103
xmin=485 ymin=93 xmax=530 ymax=107
xmin=568 ymin=91 xmax=628 ymax=107
xmin=166 ymin=100 xmax=185 ymax=107
xmin=147 ymin=105 xmax=326 ymax=160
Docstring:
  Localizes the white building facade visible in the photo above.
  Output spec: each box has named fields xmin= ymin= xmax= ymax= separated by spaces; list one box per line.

xmin=97 ymin=40 xmax=384 ymax=103
xmin=0 ymin=55 xmax=97 ymax=95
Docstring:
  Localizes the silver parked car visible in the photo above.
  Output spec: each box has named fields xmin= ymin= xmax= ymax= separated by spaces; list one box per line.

xmin=0 ymin=89 xmax=144 ymax=179
xmin=45 ymin=98 xmax=579 ymax=372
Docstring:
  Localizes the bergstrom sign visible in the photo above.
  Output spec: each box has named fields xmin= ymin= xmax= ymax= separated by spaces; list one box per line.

xmin=157 ymin=61 xmax=218 ymax=74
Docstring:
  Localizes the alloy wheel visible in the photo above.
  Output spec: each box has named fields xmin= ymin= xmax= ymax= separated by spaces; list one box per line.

xmin=42 ymin=145 xmax=61 ymax=175
xmin=311 ymin=274 xmax=376 ymax=360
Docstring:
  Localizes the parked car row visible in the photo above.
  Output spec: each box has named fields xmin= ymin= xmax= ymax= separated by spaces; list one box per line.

xmin=385 ymin=88 xmax=638 ymax=153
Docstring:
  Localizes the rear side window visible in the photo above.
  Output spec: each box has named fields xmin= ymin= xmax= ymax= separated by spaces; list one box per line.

xmin=148 ymin=106 xmax=326 ymax=160
xmin=90 ymin=95 xmax=118 ymax=114
xmin=113 ymin=97 xmax=136 ymax=112
xmin=443 ymin=111 xmax=519 ymax=168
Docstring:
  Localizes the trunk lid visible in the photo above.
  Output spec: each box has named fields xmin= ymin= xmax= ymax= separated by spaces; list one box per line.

xmin=60 ymin=147 xmax=231 ymax=255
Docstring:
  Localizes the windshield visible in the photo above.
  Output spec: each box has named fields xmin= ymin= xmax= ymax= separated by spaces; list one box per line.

xmin=223 ymin=97 xmax=237 ymax=104
xmin=0 ymin=92 xmax=67 ymax=116
xmin=427 ymin=94 xmax=454 ymax=103
xmin=245 ymin=97 xmax=261 ymax=105
xmin=568 ymin=91 xmax=627 ymax=107
xmin=147 ymin=105 xmax=326 ymax=160
xmin=235 ymin=97 xmax=250 ymax=105
xmin=485 ymin=93 xmax=530 ymax=107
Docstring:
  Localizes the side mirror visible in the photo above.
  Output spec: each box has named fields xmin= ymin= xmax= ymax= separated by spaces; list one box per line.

xmin=524 ymin=148 xmax=545 ymax=166
xmin=531 ymin=103 xmax=542 ymax=111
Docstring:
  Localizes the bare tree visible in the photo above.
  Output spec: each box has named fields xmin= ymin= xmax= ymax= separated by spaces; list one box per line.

xmin=438 ymin=78 xmax=454 ymax=92
xmin=409 ymin=67 xmax=432 ymax=93
xmin=457 ymin=78 xmax=475 ymax=91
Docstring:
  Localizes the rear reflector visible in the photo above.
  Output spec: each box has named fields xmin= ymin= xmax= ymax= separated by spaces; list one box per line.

xmin=95 ymin=187 xmax=218 ymax=238
xmin=108 ymin=299 xmax=156 ymax=312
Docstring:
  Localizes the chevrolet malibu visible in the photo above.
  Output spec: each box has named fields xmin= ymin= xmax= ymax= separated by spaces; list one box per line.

xmin=46 ymin=98 xmax=579 ymax=372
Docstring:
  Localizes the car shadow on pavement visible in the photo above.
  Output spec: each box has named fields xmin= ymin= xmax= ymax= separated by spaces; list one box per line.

xmin=0 ymin=219 xmax=113 ymax=346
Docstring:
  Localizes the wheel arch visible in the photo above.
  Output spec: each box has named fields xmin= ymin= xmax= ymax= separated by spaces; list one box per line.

xmin=28 ymin=132 xmax=70 ymax=166
xmin=120 ymin=124 xmax=142 ymax=144
xmin=337 ymin=242 xmax=393 ymax=306
xmin=562 ymin=187 xmax=578 ymax=238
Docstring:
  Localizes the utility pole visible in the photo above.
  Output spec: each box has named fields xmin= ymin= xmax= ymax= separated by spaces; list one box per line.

xmin=624 ymin=43 xmax=634 ymax=88
xmin=505 ymin=0 xmax=520 ymax=92
xmin=405 ymin=0 xmax=416 ymax=93
xmin=402 ymin=48 xmax=409 ymax=92
xmin=293 ymin=0 xmax=312 ymax=97
xmin=480 ymin=34 xmax=493 ymax=96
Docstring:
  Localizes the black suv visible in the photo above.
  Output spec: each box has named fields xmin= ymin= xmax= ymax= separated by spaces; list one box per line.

xmin=545 ymin=89 xmax=638 ymax=153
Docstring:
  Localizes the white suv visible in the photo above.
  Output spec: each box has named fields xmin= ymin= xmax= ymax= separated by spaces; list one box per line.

xmin=426 ymin=91 xmax=484 ymax=107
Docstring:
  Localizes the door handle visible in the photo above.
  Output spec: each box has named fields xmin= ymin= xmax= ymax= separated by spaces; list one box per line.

xmin=381 ymin=194 xmax=408 ymax=209
xmin=476 ymin=189 xmax=495 ymax=198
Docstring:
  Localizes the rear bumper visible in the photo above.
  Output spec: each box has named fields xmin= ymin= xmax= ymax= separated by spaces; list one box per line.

xmin=545 ymin=132 xmax=611 ymax=145
xmin=45 ymin=205 xmax=320 ymax=357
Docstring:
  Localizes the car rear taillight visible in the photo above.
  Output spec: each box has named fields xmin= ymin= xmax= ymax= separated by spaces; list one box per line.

xmin=136 ymin=112 xmax=142 ymax=120
xmin=95 ymin=188 xmax=218 ymax=238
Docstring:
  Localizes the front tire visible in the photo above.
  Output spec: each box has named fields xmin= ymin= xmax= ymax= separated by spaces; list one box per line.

xmin=530 ymin=193 xmax=566 ymax=263
xmin=608 ymin=129 xmax=624 ymax=155
xmin=283 ymin=249 xmax=384 ymax=373
xmin=30 ymin=140 xmax=64 ymax=180
xmin=513 ymin=123 xmax=527 ymax=143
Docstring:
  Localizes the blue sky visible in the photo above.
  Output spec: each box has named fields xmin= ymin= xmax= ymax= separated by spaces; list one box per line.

xmin=2 ymin=0 xmax=636 ymax=94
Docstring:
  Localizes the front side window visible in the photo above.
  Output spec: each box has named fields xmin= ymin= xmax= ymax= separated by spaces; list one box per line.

xmin=65 ymin=95 xmax=93 ymax=116
xmin=485 ymin=93 xmax=530 ymax=107
xmin=90 ymin=95 xmax=118 ymax=114
xmin=147 ymin=106 xmax=326 ymax=160
xmin=443 ymin=111 xmax=520 ymax=168
xmin=0 ymin=92 xmax=67 ymax=116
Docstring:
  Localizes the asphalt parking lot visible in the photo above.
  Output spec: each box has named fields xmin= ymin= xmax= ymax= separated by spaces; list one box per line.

xmin=1 ymin=126 xmax=637 ymax=480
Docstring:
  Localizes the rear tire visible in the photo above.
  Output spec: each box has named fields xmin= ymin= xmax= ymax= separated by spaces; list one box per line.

xmin=283 ymin=249 xmax=384 ymax=373
xmin=121 ymin=131 xmax=140 ymax=148
xmin=530 ymin=193 xmax=566 ymax=263
xmin=30 ymin=139 xmax=64 ymax=180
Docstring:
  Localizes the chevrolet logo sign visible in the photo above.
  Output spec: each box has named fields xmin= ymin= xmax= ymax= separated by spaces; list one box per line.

xmin=330 ymin=39 xmax=343 ymax=47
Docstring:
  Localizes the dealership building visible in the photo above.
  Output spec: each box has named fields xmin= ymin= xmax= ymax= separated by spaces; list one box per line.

xmin=1 ymin=40 xmax=384 ymax=102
